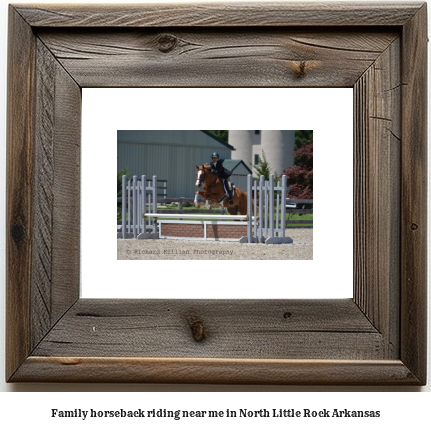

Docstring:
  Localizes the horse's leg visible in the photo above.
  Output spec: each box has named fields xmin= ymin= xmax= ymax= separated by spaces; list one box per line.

xmin=195 ymin=191 xmax=205 ymax=208
xmin=226 ymin=196 xmax=238 ymax=215
xmin=231 ymin=190 xmax=242 ymax=216
xmin=239 ymin=198 xmax=247 ymax=216
xmin=205 ymin=200 xmax=211 ymax=210
xmin=232 ymin=190 xmax=246 ymax=216
xmin=219 ymin=197 xmax=224 ymax=213
xmin=238 ymin=192 xmax=247 ymax=215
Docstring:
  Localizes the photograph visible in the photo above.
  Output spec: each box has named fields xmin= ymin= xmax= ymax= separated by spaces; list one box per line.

xmin=116 ymin=130 xmax=313 ymax=260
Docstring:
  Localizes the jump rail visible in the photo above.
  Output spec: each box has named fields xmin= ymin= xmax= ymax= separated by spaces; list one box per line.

xmin=144 ymin=213 xmax=252 ymax=220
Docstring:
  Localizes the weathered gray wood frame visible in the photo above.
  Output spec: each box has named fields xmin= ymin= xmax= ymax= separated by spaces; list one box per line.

xmin=6 ymin=2 xmax=427 ymax=384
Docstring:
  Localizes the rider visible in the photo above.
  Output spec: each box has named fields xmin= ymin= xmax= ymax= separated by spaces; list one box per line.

xmin=210 ymin=152 xmax=234 ymax=205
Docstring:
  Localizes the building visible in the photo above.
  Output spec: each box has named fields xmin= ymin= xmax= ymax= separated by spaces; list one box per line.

xmin=229 ymin=130 xmax=296 ymax=177
xmin=117 ymin=130 xmax=252 ymax=199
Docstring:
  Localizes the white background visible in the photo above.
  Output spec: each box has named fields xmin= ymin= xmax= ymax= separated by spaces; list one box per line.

xmin=81 ymin=87 xmax=353 ymax=299
xmin=0 ymin=0 xmax=429 ymax=422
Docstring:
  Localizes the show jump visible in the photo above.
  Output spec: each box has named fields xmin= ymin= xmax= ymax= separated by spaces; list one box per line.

xmin=118 ymin=172 xmax=292 ymax=245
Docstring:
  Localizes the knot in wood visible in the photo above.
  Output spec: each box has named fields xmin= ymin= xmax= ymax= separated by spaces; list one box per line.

xmin=294 ymin=61 xmax=307 ymax=79
xmin=157 ymin=34 xmax=178 ymax=53
xmin=411 ymin=223 xmax=419 ymax=231
xmin=11 ymin=222 xmax=26 ymax=246
xmin=186 ymin=314 xmax=206 ymax=342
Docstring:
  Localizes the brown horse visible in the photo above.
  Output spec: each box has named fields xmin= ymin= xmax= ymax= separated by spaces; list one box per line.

xmin=194 ymin=164 xmax=249 ymax=216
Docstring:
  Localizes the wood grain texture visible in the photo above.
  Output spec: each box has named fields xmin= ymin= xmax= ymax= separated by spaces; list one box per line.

xmin=6 ymin=2 xmax=427 ymax=385
xmin=31 ymin=38 xmax=81 ymax=350
xmin=6 ymin=7 xmax=36 ymax=381
xmin=50 ymin=50 xmax=81 ymax=325
xmin=400 ymin=3 xmax=428 ymax=384
xmin=7 ymin=7 xmax=82 ymax=382
xmin=15 ymin=2 xmax=423 ymax=27
xmin=32 ymin=40 xmax=56 ymax=347
xmin=12 ymin=358 xmax=420 ymax=385
xmin=353 ymin=38 xmax=401 ymax=359
xmin=15 ymin=357 xmax=418 ymax=386
xmin=32 ymin=299 xmax=384 ymax=360
xmin=37 ymin=29 xmax=398 ymax=88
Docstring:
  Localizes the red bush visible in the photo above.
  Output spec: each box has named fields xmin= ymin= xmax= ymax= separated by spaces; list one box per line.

xmin=283 ymin=141 xmax=313 ymax=199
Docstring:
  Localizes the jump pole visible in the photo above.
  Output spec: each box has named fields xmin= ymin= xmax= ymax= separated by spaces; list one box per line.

xmin=258 ymin=175 xmax=264 ymax=243
xmin=142 ymin=176 xmax=147 ymax=236
xmin=117 ymin=175 xmax=135 ymax=239
xmin=152 ymin=175 xmax=157 ymax=235
xmin=144 ymin=214 xmax=252 ymax=220
xmin=265 ymin=174 xmax=292 ymax=244
xmin=137 ymin=175 xmax=158 ymax=239
xmin=121 ymin=175 xmax=126 ymax=239
xmin=247 ymin=173 xmax=253 ymax=243
xmin=269 ymin=174 xmax=275 ymax=238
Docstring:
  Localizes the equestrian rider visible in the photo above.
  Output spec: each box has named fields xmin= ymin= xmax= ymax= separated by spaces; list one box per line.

xmin=210 ymin=152 xmax=234 ymax=205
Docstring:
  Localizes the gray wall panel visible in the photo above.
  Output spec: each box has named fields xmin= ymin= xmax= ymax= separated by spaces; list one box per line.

xmin=117 ymin=131 xmax=231 ymax=198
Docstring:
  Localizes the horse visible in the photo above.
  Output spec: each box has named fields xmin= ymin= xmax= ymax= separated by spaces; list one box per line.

xmin=194 ymin=164 xmax=249 ymax=217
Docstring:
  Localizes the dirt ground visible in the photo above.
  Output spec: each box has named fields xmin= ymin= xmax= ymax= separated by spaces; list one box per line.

xmin=117 ymin=228 xmax=312 ymax=260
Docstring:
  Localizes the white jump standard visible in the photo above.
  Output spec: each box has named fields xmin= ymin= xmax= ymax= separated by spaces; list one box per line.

xmin=243 ymin=174 xmax=292 ymax=244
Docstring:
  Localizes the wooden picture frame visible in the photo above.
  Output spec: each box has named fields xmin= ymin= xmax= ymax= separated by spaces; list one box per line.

xmin=6 ymin=2 xmax=427 ymax=385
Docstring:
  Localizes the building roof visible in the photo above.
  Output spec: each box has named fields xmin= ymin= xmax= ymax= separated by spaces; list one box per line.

xmin=117 ymin=130 xmax=235 ymax=150
xmin=200 ymin=131 xmax=235 ymax=150
xmin=220 ymin=159 xmax=252 ymax=174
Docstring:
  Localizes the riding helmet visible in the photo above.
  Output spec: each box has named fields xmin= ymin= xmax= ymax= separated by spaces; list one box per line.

xmin=211 ymin=152 xmax=219 ymax=158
